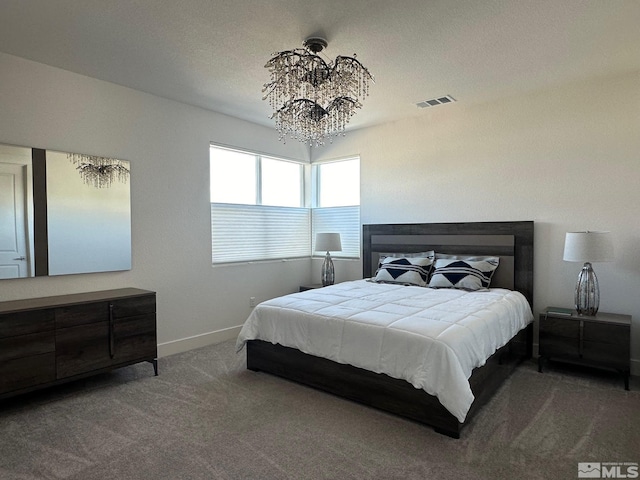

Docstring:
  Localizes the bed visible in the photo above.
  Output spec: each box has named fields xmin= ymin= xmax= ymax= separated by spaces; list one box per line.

xmin=237 ymin=221 xmax=534 ymax=438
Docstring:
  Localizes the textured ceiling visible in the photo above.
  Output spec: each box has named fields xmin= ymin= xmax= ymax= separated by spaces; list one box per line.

xmin=1 ymin=0 xmax=639 ymax=132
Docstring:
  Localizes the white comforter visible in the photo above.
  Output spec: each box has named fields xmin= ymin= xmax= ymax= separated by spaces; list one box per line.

xmin=236 ymin=279 xmax=533 ymax=422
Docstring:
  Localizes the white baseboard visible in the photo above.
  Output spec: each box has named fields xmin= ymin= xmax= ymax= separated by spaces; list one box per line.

xmin=157 ymin=325 xmax=243 ymax=358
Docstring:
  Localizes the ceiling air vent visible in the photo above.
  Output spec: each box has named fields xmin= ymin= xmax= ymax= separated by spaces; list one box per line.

xmin=416 ymin=95 xmax=456 ymax=108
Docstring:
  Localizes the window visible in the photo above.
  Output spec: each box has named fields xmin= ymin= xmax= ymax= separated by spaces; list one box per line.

xmin=210 ymin=146 xmax=360 ymax=264
xmin=210 ymin=145 xmax=308 ymax=263
xmin=210 ymin=148 xmax=256 ymax=205
xmin=261 ymin=157 xmax=302 ymax=207
xmin=209 ymin=148 xmax=302 ymax=207
xmin=312 ymin=158 xmax=360 ymax=258
xmin=316 ymin=159 xmax=360 ymax=207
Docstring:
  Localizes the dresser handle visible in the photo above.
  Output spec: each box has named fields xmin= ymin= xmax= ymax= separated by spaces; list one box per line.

xmin=109 ymin=303 xmax=115 ymax=358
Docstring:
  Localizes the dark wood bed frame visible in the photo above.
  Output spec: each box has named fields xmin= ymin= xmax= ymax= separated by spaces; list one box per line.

xmin=246 ymin=221 xmax=534 ymax=438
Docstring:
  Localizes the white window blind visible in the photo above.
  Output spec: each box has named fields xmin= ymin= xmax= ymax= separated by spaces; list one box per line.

xmin=311 ymin=206 xmax=360 ymax=258
xmin=211 ymin=203 xmax=310 ymax=263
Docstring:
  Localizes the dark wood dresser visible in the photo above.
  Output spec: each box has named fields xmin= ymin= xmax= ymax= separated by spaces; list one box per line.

xmin=538 ymin=307 xmax=631 ymax=390
xmin=0 ymin=288 xmax=157 ymax=399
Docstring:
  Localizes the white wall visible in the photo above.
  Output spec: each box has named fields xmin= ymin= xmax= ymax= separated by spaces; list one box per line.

xmin=0 ymin=52 xmax=311 ymax=355
xmin=313 ymin=70 xmax=640 ymax=373
xmin=2 ymin=51 xmax=639 ymax=373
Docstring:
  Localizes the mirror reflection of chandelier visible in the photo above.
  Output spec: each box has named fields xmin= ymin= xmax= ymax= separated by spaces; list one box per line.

xmin=68 ymin=153 xmax=130 ymax=188
xmin=262 ymin=37 xmax=374 ymax=146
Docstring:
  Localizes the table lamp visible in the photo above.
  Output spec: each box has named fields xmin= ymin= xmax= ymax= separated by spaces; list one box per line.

xmin=563 ymin=231 xmax=613 ymax=315
xmin=315 ymin=233 xmax=342 ymax=286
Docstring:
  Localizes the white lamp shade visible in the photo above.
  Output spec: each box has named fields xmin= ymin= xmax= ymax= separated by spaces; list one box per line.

xmin=563 ymin=231 xmax=614 ymax=262
xmin=315 ymin=232 xmax=342 ymax=252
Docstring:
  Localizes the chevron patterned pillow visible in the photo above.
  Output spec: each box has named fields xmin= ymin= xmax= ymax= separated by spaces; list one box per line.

xmin=428 ymin=257 xmax=499 ymax=290
xmin=374 ymin=255 xmax=434 ymax=287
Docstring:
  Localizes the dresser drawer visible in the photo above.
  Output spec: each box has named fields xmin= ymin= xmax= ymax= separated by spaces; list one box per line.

xmin=55 ymin=322 xmax=111 ymax=378
xmin=0 ymin=331 xmax=55 ymax=362
xmin=0 ymin=353 xmax=56 ymax=394
xmin=55 ymin=302 xmax=109 ymax=328
xmin=0 ymin=310 xmax=54 ymax=338
xmin=112 ymin=313 xmax=157 ymax=364
xmin=112 ymin=295 xmax=156 ymax=318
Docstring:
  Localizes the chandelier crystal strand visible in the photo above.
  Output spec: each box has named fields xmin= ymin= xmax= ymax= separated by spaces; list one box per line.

xmin=68 ymin=153 xmax=130 ymax=188
xmin=263 ymin=39 xmax=373 ymax=146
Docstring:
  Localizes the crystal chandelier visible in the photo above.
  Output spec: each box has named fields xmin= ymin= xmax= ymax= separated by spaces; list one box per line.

xmin=68 ymin=153 xmax=130 ymax=188
xmin=262 ymin=37 xmax=374 ymax=146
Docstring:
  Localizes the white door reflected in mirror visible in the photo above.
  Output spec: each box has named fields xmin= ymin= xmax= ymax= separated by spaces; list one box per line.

xmin=0 ymin=148 xmax=32 ymax=279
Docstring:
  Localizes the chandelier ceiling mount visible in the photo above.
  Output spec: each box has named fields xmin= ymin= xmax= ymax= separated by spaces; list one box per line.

xmin=262 ymin=36 xmax=374 ymax=146
xmin=302 ymin=37 xmax=328 ymax=53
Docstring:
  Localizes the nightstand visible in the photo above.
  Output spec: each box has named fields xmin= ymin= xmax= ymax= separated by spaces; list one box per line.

xmin=299 ymin=284 xmax=324 ymax=292
xmin=538 ymin=307 xmax=631 ymax=390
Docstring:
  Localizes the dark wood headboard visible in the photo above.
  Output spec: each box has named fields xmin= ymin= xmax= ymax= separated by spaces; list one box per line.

xmin=362 ymin=221 xmax=534 ymax=306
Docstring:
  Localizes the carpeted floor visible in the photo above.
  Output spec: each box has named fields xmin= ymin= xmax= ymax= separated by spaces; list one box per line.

xmin=0 ymin=340 xmax=638 ymax=480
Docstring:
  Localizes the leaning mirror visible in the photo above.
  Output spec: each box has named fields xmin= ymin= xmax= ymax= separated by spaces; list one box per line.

xmin=0 ymin=143 xmax=131 ymax=279
xmin=45 ymin=150 xmax=131 ymax=276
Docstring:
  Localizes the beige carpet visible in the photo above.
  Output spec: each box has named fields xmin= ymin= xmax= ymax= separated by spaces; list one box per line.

xmin=0 ymin=340 xmax=638 ymax=480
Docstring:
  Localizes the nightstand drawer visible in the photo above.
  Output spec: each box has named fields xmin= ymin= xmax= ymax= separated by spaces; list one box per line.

xmin=538 ymin=334 xmax=580 ymax=357
xmin=539 ymin=316 xmax=579 ymax=338
xmin=583 ymin=323 xmax=629 ymax=345
xmin=582 ymin=341 xmax=629 ymax=369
